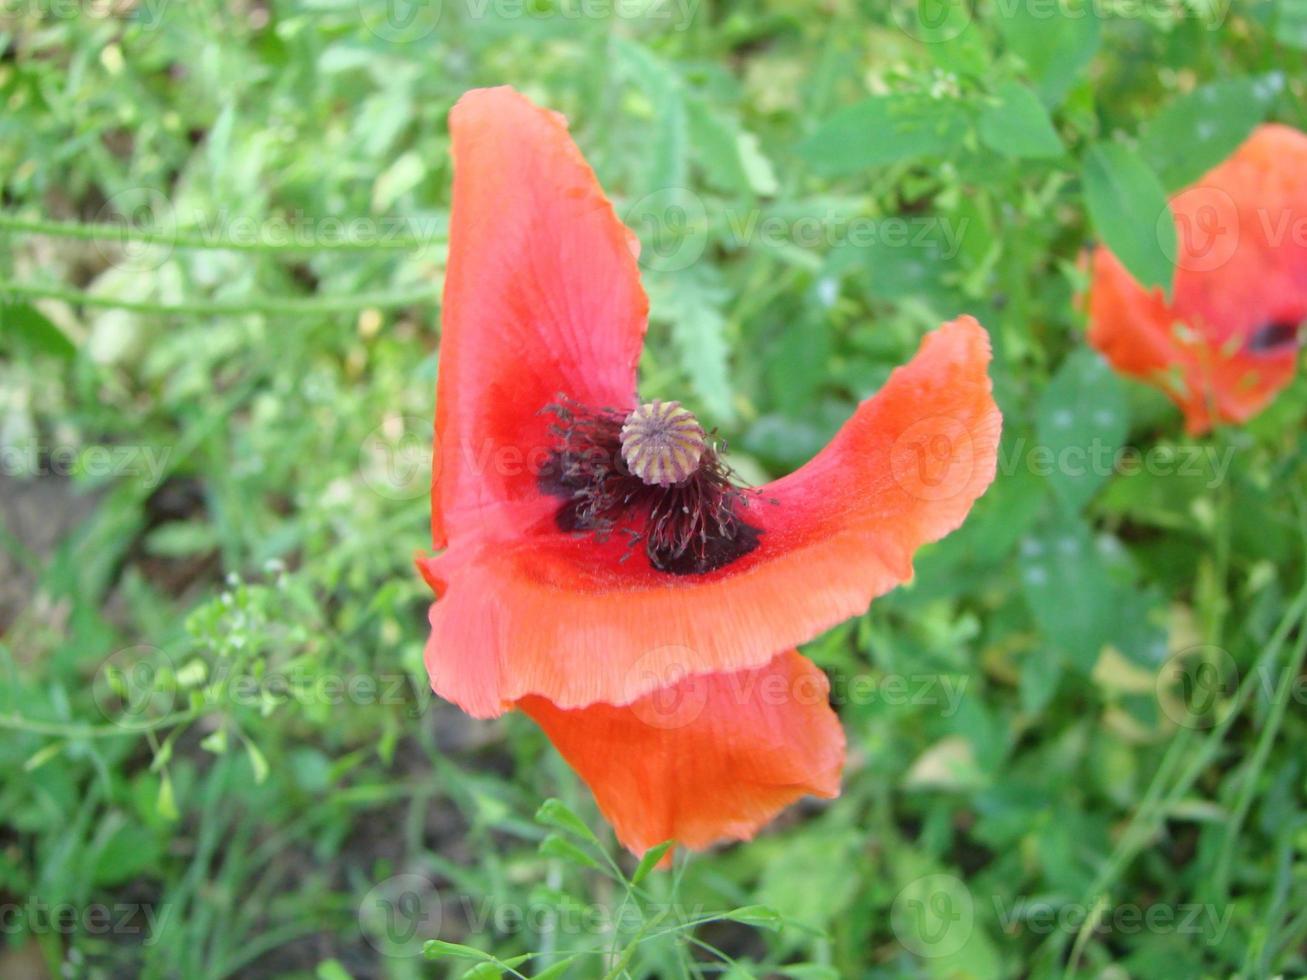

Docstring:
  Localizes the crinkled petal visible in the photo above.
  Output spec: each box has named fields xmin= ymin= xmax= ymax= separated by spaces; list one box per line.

xmin=422 ymin=316 xmax=1000 ymax=717
xmin=432 ymin=86 xmax=648 ymax=549
xmin=520 ymin=649 xmax=844 ymax=857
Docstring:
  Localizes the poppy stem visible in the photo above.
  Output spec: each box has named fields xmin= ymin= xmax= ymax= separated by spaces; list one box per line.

xmin=0 ymin=280 xmax=437 ymax=317
xmin=0 ymin=211 xmax=439 ymax=252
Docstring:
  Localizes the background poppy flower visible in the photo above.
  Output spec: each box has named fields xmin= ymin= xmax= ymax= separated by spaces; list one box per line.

xmin=420 ymin=85 xmax=1002 ymax=857
xmin=1087 ymin=124 xmax=1307 ymax=433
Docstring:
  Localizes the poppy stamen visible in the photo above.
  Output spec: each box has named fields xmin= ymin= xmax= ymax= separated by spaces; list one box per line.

xmin=539 ymin=396 xmax=762 ymax=574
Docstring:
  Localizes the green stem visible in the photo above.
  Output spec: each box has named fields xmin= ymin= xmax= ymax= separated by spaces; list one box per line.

xmin=0 ymin=709 xmax=199 ymax=738
xmin=0 ymin=280 xmax=435 ymax=316
xmin=0 ymin=211 xmax=440 ymax=252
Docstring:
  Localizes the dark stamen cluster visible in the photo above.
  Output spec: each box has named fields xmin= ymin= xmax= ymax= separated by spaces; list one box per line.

xmin=537 ymin=396 xmax=762 ymax=575
xmin=1245 ymin=319 xmax=1303 ymax=355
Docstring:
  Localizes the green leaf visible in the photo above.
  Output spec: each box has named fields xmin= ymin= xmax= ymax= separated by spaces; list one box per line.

xmin=145 ymin=520 xmax=219 ymax=558
xmin=1139 ymin=74 xmax=1283 ymax=189
xmin=998 ymin=0 xmax=1101 ymax=106
xmin=687 ymin=97 xmax=776 ymax=196
xmin=736 ymin=131 xmax=779 ymax=196
xmin=538 ymin=833 xmax=602 ymax=870
xmin=1 ymin=302 xmax=76 ymax=359
xmin=979 ymin=81 xmax=1064 ymax=159
xmin=799 ymin=94 xmax=969 ymax=177
xmin=423 ymin=940 xmax=496 ymax=962
xmin=631 ymin=841 xmax=674 ymax=885
xmin=1034 ymin=349 xmax=1129 ymax=512
xmin=781 ymin=968 xmax=841 ymax=980
xmin=372 ymin=150 xmax=425 ymax=212
xmin=157 ymin=772 xmax=179 ymax=821
xmin=721 ymin=905 xmax=783 ymax=931
xmin=1081 ymin=141 xmax=1175 ymax=296
xmin=314 ymin=961 xmax=353 ymax=980
xmin=757 ymin=830 xmax=859 ymax=930
xmin=530 ymin=955 xmax=581 ymax=979
xmin=92 ymin=819 xmax=162 ymax=887
xmin=244 ymin=738 xmax=269 ymax=785
xmin=615 ymin=38 xmax=687 ymax=193
xmin=534 ymin=798 xmax=601 ymax=846
xmin=23 ymin=741 xmax=66 ymax=772
xmin=1276 ymin=0 xmax=1307 ymax=48
xmin=1018 ymin=520 xmax=1116 ymax=672
xmin=647 ymin=268 xmax=734 ymax=423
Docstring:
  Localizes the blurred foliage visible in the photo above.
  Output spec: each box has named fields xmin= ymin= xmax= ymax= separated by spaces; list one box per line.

xmin=2 ymin=0 xmax=1307 ymax=977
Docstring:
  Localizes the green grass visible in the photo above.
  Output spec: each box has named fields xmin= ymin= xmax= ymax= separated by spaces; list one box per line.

xmin=2 ymin=1 xmax=1307 ymax=977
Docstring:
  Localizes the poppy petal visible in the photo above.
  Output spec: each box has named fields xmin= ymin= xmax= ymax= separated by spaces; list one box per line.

xmin=432 ymin=86 xmax=648 ymax=549
xmin=423 ymin=316 xmax=1000 ymax=717
xmin=1088 ymin=124 xmax=1307 ymax=432
xmin=519 ymin=648 xmax=844 ymax=856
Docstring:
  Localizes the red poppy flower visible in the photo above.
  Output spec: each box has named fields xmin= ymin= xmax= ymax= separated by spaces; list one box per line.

xmin=1087 ymin=124 xmax=1307 ymax=433
xmin=419 ymin=86 xmax=1002 ymax=858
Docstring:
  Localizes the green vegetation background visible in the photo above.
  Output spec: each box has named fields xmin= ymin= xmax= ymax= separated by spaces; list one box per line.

xmin=2 ymin=0 xmax=1307 ymax=977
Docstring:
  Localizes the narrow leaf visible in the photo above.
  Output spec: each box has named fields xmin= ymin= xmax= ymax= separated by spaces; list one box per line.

xmin=1082 ymin=142 xmax=1175 ymax=296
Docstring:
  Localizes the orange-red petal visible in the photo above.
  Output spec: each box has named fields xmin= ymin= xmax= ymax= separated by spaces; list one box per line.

xmin=432 ymin=86 xmax=648 ymax=549
xmin=519 ymin=648 xmax=844 ymax=856
xmin=422 ymin=316 xmax=1000 ymax=717
xmin=1087 ymin=124 xmax=1307 ymax=432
